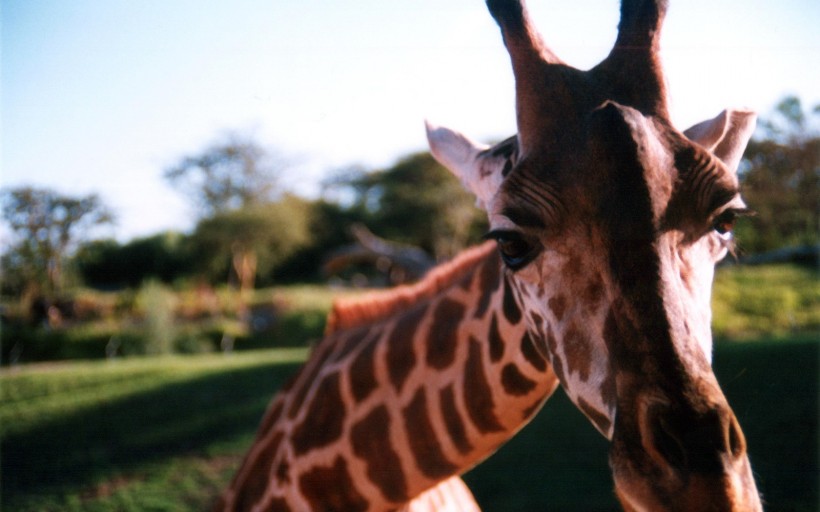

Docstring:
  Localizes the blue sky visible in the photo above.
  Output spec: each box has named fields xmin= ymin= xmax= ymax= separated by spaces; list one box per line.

xmin=3 ymin=0 xmax=818 ymax=241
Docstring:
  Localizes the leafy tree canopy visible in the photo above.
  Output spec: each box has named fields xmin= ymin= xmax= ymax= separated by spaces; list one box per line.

xmin=164 ymin=132 xmax=285 ymax=217
xmin=324 ymin=152 xmax=486 ymax=260
xmin=189 ymin=195 xmax=311 ymax=289
xmin=737 ymin=96 xmax=819 ymax=254
xmin=74 ymin=232 xmax=191 ymax=289
xmin=1 ymin=186 xmax=113 ymax=296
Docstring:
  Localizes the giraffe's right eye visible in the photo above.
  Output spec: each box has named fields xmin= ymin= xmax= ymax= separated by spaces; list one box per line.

xmin=485 ymin=230 xmax=540 ymax=270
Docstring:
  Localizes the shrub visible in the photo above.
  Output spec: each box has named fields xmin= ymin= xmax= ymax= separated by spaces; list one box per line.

xmin=134 ymin=281 xmax=177 ymax=355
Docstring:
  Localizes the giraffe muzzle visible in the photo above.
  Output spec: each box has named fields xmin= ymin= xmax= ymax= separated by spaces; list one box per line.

xmin=641 ymin=401 xmax=747 ymax=476
xmin=610 ymin=392 xmax=762 ymax=511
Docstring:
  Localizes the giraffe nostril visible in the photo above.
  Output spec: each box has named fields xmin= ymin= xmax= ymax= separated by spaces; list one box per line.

xmin=646 ymin=406 xmax=687 ymax=471
xmin=643 ymin=403 xmax=746 ymax=474
xmin=727 ymin=414 xmax=746 ymax=460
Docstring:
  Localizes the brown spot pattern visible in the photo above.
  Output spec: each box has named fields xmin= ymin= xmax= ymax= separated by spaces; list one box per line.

xmin=256 ymin=401 xmax=284 ymax=440
xmin=582 ymin=277 xmax=604 ymax=309
xmin=563 ymin=322 xmax=592 ymax=381
xmin=275 ymin=458 xmax=290 ymax=484
xmin=473 ymin=254 xmax=501 ymax=319
xmin=502 ymin=277 xmax=523 ymax=324
xmin=577 ymin=397 xmax=612 ymax=435
xmin=387 ymin=304 xmax=426 ymax=393
xmin=565 ymin=257 xmax=583 ymax=278
xmin=501 ymin=363 xmax=537 ymax=396
xmin=546 ymin=327 xmax=566 ymax=384
xmin=349 ymin=336 xmax=378 ymax=402
xmin=287 ymin=343 xmax=332 ymax=419
xmin=426 ymin=298 xmax=465 ymax=369
xmin=464 ymin=338 xmax=505 ymax=433
xmin=548 ymin=295 xmax=567 ymax=322
xmin=291 ymin=372 xmax=346 ymax=455
xmin=234 ymin=430 xmax=283 ymax=511
xmin=403 ymin=387 xmax=459 ymax=479
xmin=440 ymin=385 xmax=473 ymax=454
xmin=488 ymin=314 xmax=505 ymax=362
xmin=234 ymin=458 xmax=271 ymax=511
xmin=298 ymin=456 xmax=369 ymax=512
xmin=600 ymin=369 xmax=617 ymax=411
xmin=350 ymin=405 xmax=408 ymax=503
xmin=520 ymin=330 xmax=548 ymax=371
xmin=333 ymin=327 xmax=373 ymax=362
xmin=267 ymin=498 xmax=292 ymax=512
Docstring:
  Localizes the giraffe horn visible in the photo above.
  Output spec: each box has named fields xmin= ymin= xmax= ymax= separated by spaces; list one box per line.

xmin=485 ymin=0 xmax=574 ymax=155
xmin=485 ymin=0 xmax=562 ymax=66
xmin=597 ymin=0 xmax=670 ymax=117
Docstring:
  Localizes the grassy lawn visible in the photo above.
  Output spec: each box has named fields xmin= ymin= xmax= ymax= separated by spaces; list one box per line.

xmin=1 ymin=350 xmax=307 ymax=511
xmin=2 ymin=264 xmax=817 ymax=510
xmin=2 ymin=338 xmax=817 ymax=511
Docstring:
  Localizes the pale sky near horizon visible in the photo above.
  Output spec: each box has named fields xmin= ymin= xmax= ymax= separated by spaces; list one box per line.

xmin=3 ymin=0 xmax=818 ymax=242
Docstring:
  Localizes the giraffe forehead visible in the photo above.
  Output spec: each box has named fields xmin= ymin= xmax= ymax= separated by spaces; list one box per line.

xmin=494 ymin=126 xmax=678 ymax=235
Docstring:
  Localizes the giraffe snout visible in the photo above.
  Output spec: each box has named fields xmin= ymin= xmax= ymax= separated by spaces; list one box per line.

xmin=610 ymin=397 xmax=761 ymax=511
xmin=641 ymin=402 xmax=747 ymax=476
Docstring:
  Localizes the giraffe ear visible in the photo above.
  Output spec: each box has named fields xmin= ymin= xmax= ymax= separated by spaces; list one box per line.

xmin=425 ymin=121 xmax=507 ymax=211
xmin=683 ymin=109 xmax=757 ymax=172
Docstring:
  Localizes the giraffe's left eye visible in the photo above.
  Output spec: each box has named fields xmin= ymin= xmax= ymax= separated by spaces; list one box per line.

xmin=485 ymin=230 xmax=540 ymax=270
xmin=712 ymin=210 xmax=737 ymax=236
xmin=711 ymin=208 xmax=753 ymax=238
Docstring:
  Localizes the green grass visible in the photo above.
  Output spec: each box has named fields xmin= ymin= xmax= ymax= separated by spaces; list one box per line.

xmin=712 ymin=263 xmax=819 ymax=339
xmin=2 ymin=266 xmax=817 ymax=510
xmin=2 ymin=338 xmax=817 ymax=511
xmin=1 ymin=350 xmax=307 ymax=511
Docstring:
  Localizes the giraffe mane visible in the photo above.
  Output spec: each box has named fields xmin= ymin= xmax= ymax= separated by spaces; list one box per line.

xmin=325 ymin=240 xmax=497 ymax=334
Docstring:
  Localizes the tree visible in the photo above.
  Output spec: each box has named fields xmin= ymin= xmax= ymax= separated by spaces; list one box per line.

xmin=737 ymin=96 xmax=819 ymax=254
xmin=74 ymin=232 xmax=192 ymax=288
xmin=324 ymin=152 xmax=486 ymax=260
xmin=270 ymin=198 xmax=370 ymax=284
xmin=164 ymin=131 xmax=305 ymax=310
xmin=189 ymin=195 xmax=311 ymax=293
xmin=164 ymin=133 xmax=284 ymax=217
xmin=1 ymin=187 xmax=113 ymax=298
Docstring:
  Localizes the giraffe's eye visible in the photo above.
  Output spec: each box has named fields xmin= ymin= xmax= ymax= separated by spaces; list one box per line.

xmin=485 ymin=230 xmax=540 ymax=270
xmin=711 ymin=208 xmax=753 ymax=238
xmin=712 ymin=210 xmax=736 ymax=236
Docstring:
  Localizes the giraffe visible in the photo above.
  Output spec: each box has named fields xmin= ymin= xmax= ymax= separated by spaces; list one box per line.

xmin=218 ymin=0 xmax=763 ymax=510
xmin=218 ymin=241 xmax=556 ymax=511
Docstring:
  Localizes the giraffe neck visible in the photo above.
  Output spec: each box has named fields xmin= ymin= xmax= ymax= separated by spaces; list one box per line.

xmin=221 ymin=241 xmax=559 ymax=511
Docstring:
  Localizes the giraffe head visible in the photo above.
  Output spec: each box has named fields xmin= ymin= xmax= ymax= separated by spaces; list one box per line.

xmin=428 ymin=0 xmax=761 ymax=510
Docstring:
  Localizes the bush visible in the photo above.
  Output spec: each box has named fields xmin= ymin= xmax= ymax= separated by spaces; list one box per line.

xmin=134 ymin=281 xmax=177 ymax=355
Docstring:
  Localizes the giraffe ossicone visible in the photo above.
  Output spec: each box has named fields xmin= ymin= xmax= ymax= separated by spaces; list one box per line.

xmin=219 ymin=1 xmax=762 ymax=510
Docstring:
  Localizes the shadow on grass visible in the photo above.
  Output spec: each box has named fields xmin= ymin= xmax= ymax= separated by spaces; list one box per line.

xmin=3 ymin=339 xmax=816 ymax=512
xmin=465 ymin=338 xmax=819 ymax=512
xmin=2 ymin=361 xmax=302 ymax=506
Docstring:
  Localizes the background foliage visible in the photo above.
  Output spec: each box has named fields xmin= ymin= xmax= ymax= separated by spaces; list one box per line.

xmin=734 ymin=96 xmax=819 ymax=253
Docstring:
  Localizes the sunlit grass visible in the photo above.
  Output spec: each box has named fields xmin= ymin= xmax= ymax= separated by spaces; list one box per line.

xmin=1 ymin=349 xmax=308 ymax=438
xmin=1 ymin=348 xmax=308 ymax=511
xmin=712 ymin=264 xmax=819 ymax=339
